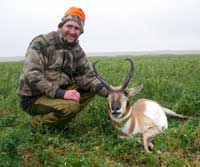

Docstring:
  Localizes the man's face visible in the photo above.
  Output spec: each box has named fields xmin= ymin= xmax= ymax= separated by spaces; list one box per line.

xmin=60 ymin=20 xmax=81 ymax=44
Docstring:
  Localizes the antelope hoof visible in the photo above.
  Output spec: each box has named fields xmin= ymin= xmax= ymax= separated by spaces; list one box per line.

xmin=148 ymin=142 xmax=154 ymax=151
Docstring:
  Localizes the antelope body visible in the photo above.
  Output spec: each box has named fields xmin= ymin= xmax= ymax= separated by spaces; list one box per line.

xmin=93 ymin=59 xmax=190 ymax=153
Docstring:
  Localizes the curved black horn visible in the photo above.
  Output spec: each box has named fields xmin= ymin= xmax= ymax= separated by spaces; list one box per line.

xmin=92 ymin=61 xmax=112 ymax=91
xmin=121 ymin=59 xmax=134 ymax=90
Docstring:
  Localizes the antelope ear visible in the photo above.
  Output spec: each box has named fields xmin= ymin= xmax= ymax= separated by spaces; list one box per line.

xmin=128 ymin=84 xmax=144 ymax=96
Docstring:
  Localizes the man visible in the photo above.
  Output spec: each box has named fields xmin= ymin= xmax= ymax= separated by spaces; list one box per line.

xmin=17 ymin=7 xmax=108 ymax=130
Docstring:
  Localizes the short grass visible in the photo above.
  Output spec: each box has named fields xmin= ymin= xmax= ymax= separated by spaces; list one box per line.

xmin=0 ymin=55 xmax=199 ymax=167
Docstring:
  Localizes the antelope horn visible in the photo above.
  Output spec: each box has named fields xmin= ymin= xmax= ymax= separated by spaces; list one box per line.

xmin=92 ymin=61 xmax=112 ymax=91
xmin=121 ymin=59 xmax=134 ymax=90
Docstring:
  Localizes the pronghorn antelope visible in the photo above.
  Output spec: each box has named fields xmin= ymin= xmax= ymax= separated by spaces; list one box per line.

xmin=92 ymin=59 xmax=191 ymax=153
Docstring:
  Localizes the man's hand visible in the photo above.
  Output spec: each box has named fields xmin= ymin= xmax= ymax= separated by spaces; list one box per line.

xmin=64 ymin=89 xmax=80 ymax=102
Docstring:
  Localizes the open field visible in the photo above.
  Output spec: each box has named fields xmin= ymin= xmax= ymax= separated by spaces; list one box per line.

xmin=0 ymin=55 xmax=199 ymax=167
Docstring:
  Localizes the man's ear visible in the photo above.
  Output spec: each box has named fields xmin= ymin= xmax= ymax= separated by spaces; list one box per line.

xmin=128 ymin=84 xmax=144 ymax=97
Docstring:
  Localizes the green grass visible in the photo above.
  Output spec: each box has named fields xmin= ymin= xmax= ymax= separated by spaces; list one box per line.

xmin=0 ymin=55 xmax=199 ymax=167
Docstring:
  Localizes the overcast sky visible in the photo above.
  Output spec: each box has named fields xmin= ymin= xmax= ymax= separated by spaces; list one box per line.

xmin=1 ymin=0 xmax=200 ymax=57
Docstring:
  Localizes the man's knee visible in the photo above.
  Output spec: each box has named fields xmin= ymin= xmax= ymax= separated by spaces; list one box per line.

xmin=33 ymin=97 xmax=81 ymax=116
xmin=30 ymin=101 xmax=81 ymax=128
xmin=59 ymin=100 xmax=81 ymax=115
xmin=29 ymin=99 xmax=80 ymax=126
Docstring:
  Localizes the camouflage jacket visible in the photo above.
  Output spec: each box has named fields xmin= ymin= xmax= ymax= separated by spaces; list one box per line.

xmin=17 ymin=30 xmax=108 ymax=99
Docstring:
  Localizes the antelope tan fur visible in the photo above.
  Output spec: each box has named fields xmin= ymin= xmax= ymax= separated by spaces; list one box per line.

xmin=92 ymin=59 xmax=191 ymax=153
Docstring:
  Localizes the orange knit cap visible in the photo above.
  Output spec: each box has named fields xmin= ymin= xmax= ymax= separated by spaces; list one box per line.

xmin=64 ymin=6 xmax=85 ymax=24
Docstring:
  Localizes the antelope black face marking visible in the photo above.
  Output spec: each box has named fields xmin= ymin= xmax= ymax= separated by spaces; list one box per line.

xmin=111 ymin=100 xmax=121 ymax=117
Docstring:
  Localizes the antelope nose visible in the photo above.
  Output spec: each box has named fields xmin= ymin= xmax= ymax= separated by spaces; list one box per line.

xmin=111 ymin=101 xmax=121 ymax=112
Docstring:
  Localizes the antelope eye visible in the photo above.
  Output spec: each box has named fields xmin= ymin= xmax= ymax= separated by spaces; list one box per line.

xmin=123 ymin=90 xmax=128 ymax=96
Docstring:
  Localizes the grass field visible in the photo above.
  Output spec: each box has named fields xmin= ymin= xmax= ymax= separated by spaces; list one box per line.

xmin=0 ymin=55 xmax=199 ymax=167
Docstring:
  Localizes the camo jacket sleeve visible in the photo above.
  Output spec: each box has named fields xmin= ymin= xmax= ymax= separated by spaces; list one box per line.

xmin=23 ymin=36 xmax=59 ymax=98
xmin=74 ymin=51 xmax=108 ymax=97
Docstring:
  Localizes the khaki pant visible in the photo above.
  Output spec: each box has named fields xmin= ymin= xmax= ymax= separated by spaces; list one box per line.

xmin=26 ymin=89 xmax=95 ymax=129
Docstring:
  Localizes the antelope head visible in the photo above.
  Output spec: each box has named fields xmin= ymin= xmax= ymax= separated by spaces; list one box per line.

xmin=92 ymin=59 xmax=143 ymax=120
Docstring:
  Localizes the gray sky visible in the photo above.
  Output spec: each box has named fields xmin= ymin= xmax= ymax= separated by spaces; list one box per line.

xmin=1 ymin=0 xmax=200 ymax=57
